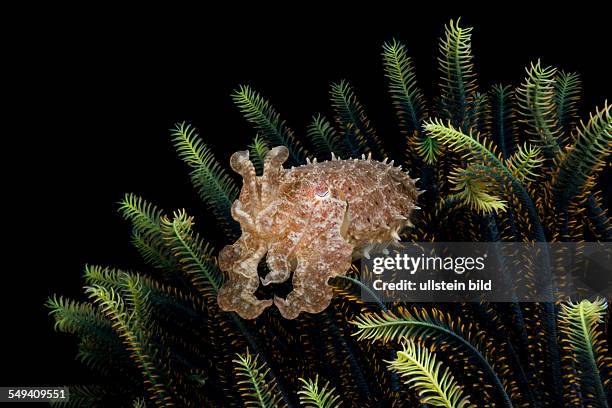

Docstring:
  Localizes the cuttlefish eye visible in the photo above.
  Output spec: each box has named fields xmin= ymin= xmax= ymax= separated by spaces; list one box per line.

xmin=314 ymin=184 xmax=330 ymax=200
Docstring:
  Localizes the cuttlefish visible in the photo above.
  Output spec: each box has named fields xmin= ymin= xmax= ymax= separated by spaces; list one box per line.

xmin=217 ymin=146 xmax=419 ymax=319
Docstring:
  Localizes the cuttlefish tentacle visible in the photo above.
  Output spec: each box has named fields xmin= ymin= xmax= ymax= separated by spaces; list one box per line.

xmin=261 ymin=146 xmax=289 ymax=205
xmin=230 ymin=200 xmax=256 ymax=233
xmin=217 ymin=236 xmax=272 ymax=319
xmin=230 ymin=150 xmax=260 ymax=211
xmin=261 ymin=239 xmax=293 ymax=286
xmin=217 ymin=149 xmax=287 ymax=317
xmin=217 ymin=272 xmax=273 ymax=320
xmin=274 ymin=198 xmax=354 ymax=319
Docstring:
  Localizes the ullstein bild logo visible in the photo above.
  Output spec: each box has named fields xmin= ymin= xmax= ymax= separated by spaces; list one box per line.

xmin=361 ymin=242 xmax=612 ymax=303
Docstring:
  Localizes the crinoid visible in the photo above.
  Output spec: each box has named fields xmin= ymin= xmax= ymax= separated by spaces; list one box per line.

xmin=48 ymin=18 xmax=610 ymax=407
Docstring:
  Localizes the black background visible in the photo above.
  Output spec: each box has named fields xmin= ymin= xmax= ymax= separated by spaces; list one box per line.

xmin=5 ymin=7 xmax=611 ymax=387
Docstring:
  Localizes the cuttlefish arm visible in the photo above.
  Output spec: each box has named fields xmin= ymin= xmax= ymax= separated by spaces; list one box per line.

xmin=274 ymin=197 xmax=353 ymax=319
xmin=217 ymin=231 xmax=272 ymax=319
xmin=217 ymin=147 xmax=290 ymax=319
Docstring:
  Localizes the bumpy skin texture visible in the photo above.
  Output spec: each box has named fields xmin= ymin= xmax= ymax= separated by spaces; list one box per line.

xmin=217 ymin=146 xmax=419 ymax=319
